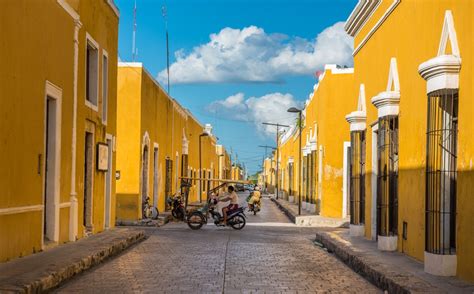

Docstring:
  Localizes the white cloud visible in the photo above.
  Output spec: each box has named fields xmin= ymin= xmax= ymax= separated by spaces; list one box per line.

xmin=158 ymin=22 xmax=353 ymax=84
xmin=207 ymin=92 xmax=301 ymax=136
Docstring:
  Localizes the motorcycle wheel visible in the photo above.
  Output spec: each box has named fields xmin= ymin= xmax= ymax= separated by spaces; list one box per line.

xmin=175 ymin=207 xmax=185 ymax=220
xmin=187 ymin=211 xmax=205 ymax=230
xmin=230 ymin=214 xmax=246 ymax=230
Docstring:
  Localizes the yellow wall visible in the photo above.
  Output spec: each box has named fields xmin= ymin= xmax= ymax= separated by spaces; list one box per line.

xmin=0 ymin=0 xmax=118 ymax=261
xmin=350 ymin=0 xmax=473 ymax=281
xmin=311 ymin=67 xmax=354 ymax=218
xmin=116 ymin=64 xmax=222 ymax=220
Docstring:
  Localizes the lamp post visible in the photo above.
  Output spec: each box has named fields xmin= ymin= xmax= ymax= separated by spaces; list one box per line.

xmin=288 ymin=107 xmax=302 ymax=215
xmin=199 ymin=132 xmax=209 ymax=202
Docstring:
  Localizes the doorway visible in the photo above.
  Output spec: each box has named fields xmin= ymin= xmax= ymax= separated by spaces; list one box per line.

xmin=84 ymin=131 xmax=94 ymax=232
xmin=343 ymin=142 xmax=351 ymax=218
xmin=141 ymin=145 xmax=149 ymax=217
xmin=43 ymin=96 xmax=59 ymax=242
xmin=104 ymin=136 xmax=113 ymax=229
xmin=153 ymin=145 xmax=159 ymax=207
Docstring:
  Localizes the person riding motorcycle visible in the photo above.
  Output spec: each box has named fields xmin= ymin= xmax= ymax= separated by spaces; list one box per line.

xmin=217 ymin=185 xmax=239 ymax=225
xmin=247 ymin=185 xmax=261 ymax=212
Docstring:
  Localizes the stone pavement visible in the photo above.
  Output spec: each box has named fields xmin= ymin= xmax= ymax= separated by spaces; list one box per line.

xmin=55 ymin=193 xmax=380 ymax=293
xmin=271 ymin=197 xmax=349 ymax=227
xmin=316 ymin=229 xmax=474 ymax=293
xmin=0 ymin=228 xmax=145 ymax=293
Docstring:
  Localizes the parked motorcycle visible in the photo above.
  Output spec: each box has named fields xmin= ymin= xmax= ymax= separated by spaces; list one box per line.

xmin=187 ymin=197 xmax=246 ymax=230
xmin=167 ymin=194 xmax=185 ymax=220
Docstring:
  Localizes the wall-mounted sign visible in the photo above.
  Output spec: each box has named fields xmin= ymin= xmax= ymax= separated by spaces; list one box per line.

xmin=115 ymin=170 xmax=121 ymax=180
xmin=97 ymin=143 xmax=109 ymax=171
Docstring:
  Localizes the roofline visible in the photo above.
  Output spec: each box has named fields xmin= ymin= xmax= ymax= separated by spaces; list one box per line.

xmin=344 ymin=0 xmax=381 ymax=37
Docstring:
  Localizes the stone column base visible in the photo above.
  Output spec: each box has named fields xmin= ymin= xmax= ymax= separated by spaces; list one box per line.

xmin=349 ymin=224 xmax=365 ymax=237
xmin=288 ymin=196 xmax=295 ymax=203
xmin=377 ymin=235 xmax=397 ymax=251
xmin=424 ymin=251 xmax=457 ymax=276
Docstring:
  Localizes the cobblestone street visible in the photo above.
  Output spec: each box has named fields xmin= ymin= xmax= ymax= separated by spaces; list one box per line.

xmin=55 ymin=193 xmax=379 ymax=293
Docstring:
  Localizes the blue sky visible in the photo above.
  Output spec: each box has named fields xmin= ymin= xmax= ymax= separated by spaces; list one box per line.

xmin=115 ymin=0 xmax=357 ymax=175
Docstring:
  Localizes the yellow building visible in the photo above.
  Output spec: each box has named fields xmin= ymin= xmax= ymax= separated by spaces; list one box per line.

xmin=0 ymin=0 xmax=119 ymax=262
xmin=278 ymin=65 xmax=355 ymax=218
xmin=261 ymin=157 xmax=276 ymax=193
xmin=116 ymin=63 xmax=222 ymax=221
xmin=344 ymin=0 xmax=473 ymax=281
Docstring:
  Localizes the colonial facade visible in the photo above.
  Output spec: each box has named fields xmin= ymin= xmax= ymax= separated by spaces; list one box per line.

xmin=0 ymin=0 xmax=119 ymax=261
xmin=116 ymin=64 xmax=226 ymax=221
xmin=345 ymin=0 xmax=473 ymax=281
xmin=276 ymin=65 xmax=355 ymax=218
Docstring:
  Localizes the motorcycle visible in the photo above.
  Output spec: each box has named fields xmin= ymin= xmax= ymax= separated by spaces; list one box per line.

xmin=167 ymin=194 xmax=185 ymax=220
xmin=143 ymin=197 xmax=159 ymax=219
xmin=246 ymin=192 xmax=261 ymax=215
xmin=187 ymin=197 xmax=246 ymax=230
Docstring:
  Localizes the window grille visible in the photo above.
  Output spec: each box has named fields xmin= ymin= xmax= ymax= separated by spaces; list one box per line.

xmin=426 ymin=89 xmax=458 ymax=255
xmin=377 ymin=116 xmax=399 ymax=236
xmin=350 ymin=131 xmax=366 ymax=225
xmin=165 ymin=159 xmax=173 ymax=209
xmin=310 ymin=151 xmax=315 ymax=204
xmin=288 ymin=163 xmax=294 ymax=196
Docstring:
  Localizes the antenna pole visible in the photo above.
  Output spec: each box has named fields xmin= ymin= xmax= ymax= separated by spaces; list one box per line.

xmin=132 ymin=0 xmax=137 ymax=61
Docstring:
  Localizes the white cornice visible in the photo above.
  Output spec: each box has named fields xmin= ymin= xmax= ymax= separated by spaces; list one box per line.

xmin=57 ymin=0 xmax=79 ymax=20
xmin=346 ymin=84 xmax=367 ymax=131
xmin=345 ymin=0 xmax=381 ymax=37
xmin=371 ymin=91 xmax=400 ymax=117
xmin=418 ymin=11 xmax=461 ymax=93
xmin=352 ymin=0 xmax=401 ymax=57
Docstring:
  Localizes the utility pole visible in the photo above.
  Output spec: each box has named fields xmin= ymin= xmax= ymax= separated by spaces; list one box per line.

xmin=262 ymin=123 xmax=289 ymax=199
xmin=161 ymin=4 xmax=170 ymax=94
xmin=258 ymin=145 xmax=276 ymax=194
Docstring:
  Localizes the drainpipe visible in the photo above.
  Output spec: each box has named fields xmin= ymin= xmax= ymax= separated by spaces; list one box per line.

xmin=70 ymin=19 xmax=82 ymax=242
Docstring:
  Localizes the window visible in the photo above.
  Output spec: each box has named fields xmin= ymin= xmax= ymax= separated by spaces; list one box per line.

xmin=288 ymin=162 xmax=294 ymax=196
xmin=86 ymin=35 xmax=99 ymax=109
xmin=426 ymin=89 xmax=458 ymax=254
xmin=377 ymin=116 xmax=398 ymax=237
xmin=350 ymin=130 xmax=366 ymax=225
xmin=102 ymin=52 xmax=108 ymax=123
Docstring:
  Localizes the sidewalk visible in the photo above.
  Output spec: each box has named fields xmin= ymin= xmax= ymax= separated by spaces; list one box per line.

xmin=270 ymin=196 xmax=349 ymax=227
xmin=315 ymin=229 xmax=474 ymax=293
xmin=0 ymin=228 xmax=145 ymax=293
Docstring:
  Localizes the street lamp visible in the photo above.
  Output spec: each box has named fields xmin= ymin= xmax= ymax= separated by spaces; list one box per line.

xmin=199 ymin=132 xmax=209 ymax=202
xmin=287 ymin=107 xmax=302 ymax=215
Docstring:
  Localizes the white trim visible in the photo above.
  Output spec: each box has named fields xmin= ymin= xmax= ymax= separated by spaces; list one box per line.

xmin=371 ymin=123 xmax=378 ymax=240
xmin=101 ymin=50 xmax=109 ymax=125
xmin=104 ymin=134 xmax=113 ymax=229
xmin=371 ymin=58 xmax=401 ymax=118
xmin=418 ymin=11 xmax=461 ymax=93
xmin=56 ymin=0 xmax=79 ymax=20
xmin=70 ymin=19 xmax=82 ymax=242
xmin=352 ymin=0 xmax=401 ymax=56
xmin=85 ymin=32 xmax=99 ymax=112
xmin=0 ymin=205 xmax=44 ymax=216
xmin=59 ymin=202 xmax=71 ymax=208
xmin=342 ymin=141 xmax=351 ymax=218
xmin=140 ymin=132 xmax=151 ymax=212
xmin=424 ymin=251 xmax=457 ymax=276
xmin=345 ymin=0 xmax=381 ymax=37
xmin=43 ymin=81 xmax=63 ymax=244
xmin=346 ymin=84 xmax=367 ymax=131
xmin=437 ymin=11 xmax=460 ymax=57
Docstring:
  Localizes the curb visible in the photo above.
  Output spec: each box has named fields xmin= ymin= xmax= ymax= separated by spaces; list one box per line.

xmin=270 ymin=197 xmax=295 ymax=223
xmin=1 ymin=230 xmax=146 ymax=293
xmin=315 ymin=231 xmax=411 ymax=294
